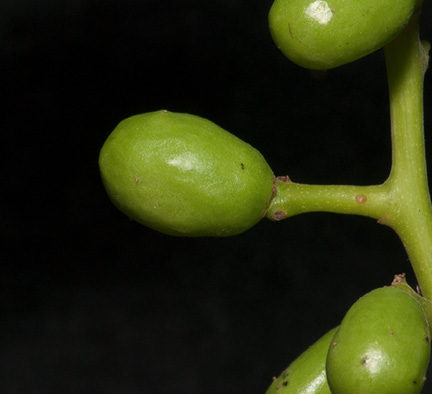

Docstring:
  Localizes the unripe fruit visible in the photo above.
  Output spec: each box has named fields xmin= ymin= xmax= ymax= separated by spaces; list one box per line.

xmin=99 ymin=110 xmax=275 ymax=236
xmin=268 ymin=0 xmax=416 ymax=69
xmin=326 ymin=287 xmax=430 ymax=394
xmin=266 ymin=327 xmax=337 ymax=394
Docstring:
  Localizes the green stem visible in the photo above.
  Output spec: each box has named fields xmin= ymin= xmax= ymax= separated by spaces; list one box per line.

xmin=383 ymin=15 xmax=432 ymax=299
xmin=266 ymin=181 xmax=390 ymax=220
xmin=266 ymin=15 xmax=432 ymax=299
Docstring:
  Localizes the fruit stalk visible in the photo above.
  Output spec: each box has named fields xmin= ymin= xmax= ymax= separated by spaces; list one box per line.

xmin=265 ymin=180 xmax=390 ymax=221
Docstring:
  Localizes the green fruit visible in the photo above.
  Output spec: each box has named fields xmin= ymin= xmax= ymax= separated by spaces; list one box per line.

xmin=266 ymin=327 xmax=337 ymax=394
xmin=326 ymin=287 xmax=430 ymax=394
xmin=99 ymin=110 xmax=275 ymax=237
xmin=268 ymin=0 xmax=416 ymax=69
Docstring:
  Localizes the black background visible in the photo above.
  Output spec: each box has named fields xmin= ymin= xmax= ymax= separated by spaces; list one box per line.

xmin=3 ymin=1 xmax=432 ymax=393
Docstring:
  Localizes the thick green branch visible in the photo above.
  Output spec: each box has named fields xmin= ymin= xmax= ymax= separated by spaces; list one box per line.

xmin=384 ymin=15 xmax=432 ymax=299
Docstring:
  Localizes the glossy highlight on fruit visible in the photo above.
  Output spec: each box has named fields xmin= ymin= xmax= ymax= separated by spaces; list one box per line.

xmin=268 ymin=0 xmax=416 ymax=69
xmin=266 ymin=327 xmax=337 ymax=394
xmin=99 ymin=110 xmax=275 ymax=236
xmin=326 ymin=287 xmax=430 ymax=394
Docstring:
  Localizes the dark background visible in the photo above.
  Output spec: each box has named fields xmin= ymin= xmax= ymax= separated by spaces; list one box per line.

xmin=3 ymin=1 xmax=432 ymax=393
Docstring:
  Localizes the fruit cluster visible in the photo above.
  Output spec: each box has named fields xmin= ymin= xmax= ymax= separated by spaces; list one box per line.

xmin=99 ymin=0 xmax=430 ymax=392
xmin=266 ymin=281 xmax=431 ymax=394
xmin=99 ymin=0 xmax=421 ymax=236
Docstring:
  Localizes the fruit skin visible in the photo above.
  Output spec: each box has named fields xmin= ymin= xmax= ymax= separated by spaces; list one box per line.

xmin=326 ymin=287 xmax=430 ymax=394
xmin=99 ymin=110 xmax=274 ymax=237
xmin=268 ymin=0 xmax=416 ymax=69
xmin=265 ymin=327 xmax=337 ymax=394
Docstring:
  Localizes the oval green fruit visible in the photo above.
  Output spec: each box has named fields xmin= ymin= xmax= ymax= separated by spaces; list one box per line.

xmin=268 ymin=0 xmax=416 ymax=69
xmin=266 ymin=327 xmax=337 ymax=394
xmin=99 ymin=110 xmax=275 ymax=237
xmin=326 ymin=287 xmax=430 ymax=394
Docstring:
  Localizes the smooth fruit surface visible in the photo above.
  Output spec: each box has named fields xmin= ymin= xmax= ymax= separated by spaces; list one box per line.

xmin=99 ymin=110 xmax=274 ymax=236
xmin=265 ymin=327 xmax=337 ymax=394
xmin=326 ymin=287 xmax=430 ymax=394
xmin=268 ymin=0 xmax=415 ymax=69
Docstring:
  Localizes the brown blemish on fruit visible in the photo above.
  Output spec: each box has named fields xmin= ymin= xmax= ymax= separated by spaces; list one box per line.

xmin=272 ymin=376 xmax=277 ymax=381
xmin=355 ymin=194 xmax=367 ymax=204
xmin=273 ymin=210 xmax=287 ymax=221
xmin=425 ymin=336 xmax=430 ymax=343
xmin=332 ymin=342 xmax=338 ymax=347
xmin=390 ymin=330 xmax=394 ymax=335
xmin=135 ymin=177 xmax=140 ymax=183
xmin=331 ymin=8 xmax=336 ymax=12
xmin=163 ymin=109 xmax=168 ymax=114
xmin=276 ymin=385 xmax=281 ymax=390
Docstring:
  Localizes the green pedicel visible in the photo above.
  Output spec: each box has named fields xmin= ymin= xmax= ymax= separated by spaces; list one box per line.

xmin=268 ymin=0 xmax=416 ymax=69
xmin=99 ymin=110 xmax=275 ymax=237
xmin=266 ymin=327 xmax=337 ymax=394
xmin=326 ymin=287 xmax=430 ymax=394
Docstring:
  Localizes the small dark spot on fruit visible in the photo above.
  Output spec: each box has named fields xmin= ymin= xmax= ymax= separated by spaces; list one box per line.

xmin=362 ymin=358 xmax=368 ymax=365
xmin=413 ymin=380 xmax=417 ymax=384
xmin=241 ymin=163 xmax=245 ymax=170
xmin=425 ymin=336 xmax=430 ymax=342
xmin=282 ymin=381 xmax=288 ymax=386
xmin=273 ymin=210 xmax=287 ymax=221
